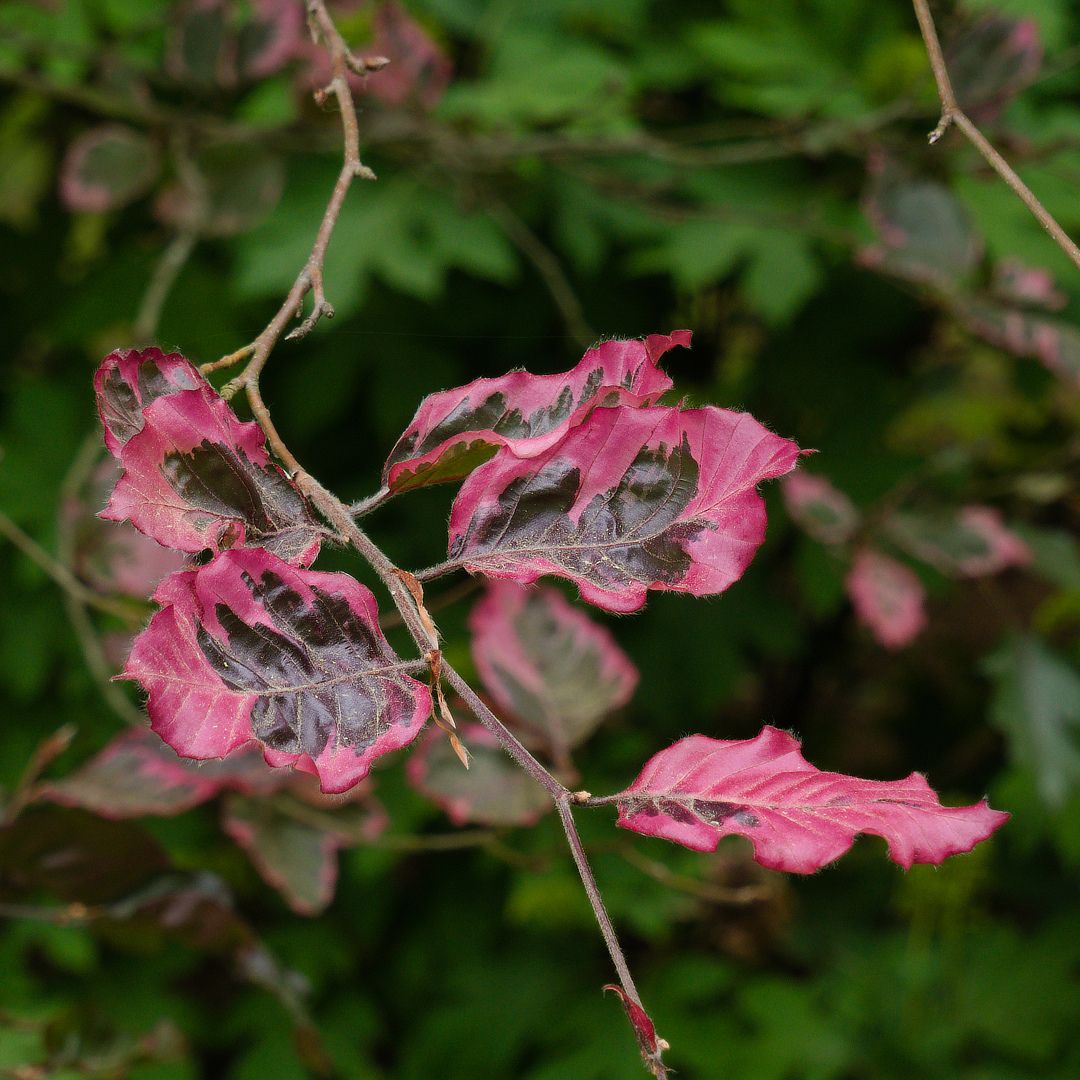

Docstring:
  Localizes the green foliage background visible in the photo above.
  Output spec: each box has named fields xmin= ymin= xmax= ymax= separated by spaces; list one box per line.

xmin=1 ymin=0 xmax=1079 ymax=1076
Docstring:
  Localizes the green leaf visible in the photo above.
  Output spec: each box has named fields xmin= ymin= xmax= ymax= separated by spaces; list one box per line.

xmin=986 ymin=635 xmax=1080 ymax=807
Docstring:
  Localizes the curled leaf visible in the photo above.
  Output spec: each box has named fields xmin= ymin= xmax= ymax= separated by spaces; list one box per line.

xmin=846 ymin=548 xmax=927 ymax=649
xmin=448 ymin=402 xmax=801 ymax=613
xmin=101 ymin=386 xmax=321 ymax=566
xmin=94 ymin=347 xmax=202 ymax=457
xmin=614 ymin=726 xmax=1008 ymax=872
xmin=383 ymin=332 xmax=686 ymax=493
xmin=469 ymin=581 xmax=638 ymax=762
xmin=124 ymin=549 xmax=432 ymax=794
xmin=407 ymin=724 xmax=550 ymax=826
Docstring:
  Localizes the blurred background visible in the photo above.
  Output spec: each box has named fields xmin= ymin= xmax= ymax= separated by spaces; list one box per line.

xmin=1 ymin=0 xmax=1079 ymax=1076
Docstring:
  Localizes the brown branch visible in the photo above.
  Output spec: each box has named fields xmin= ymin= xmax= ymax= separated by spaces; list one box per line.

xmin=912 ymin=0 xmax=1080 ymax=273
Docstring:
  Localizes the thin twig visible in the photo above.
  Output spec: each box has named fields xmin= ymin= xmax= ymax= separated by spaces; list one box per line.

xmin=349 ymin=484 xmax=392 ymax=519
xmin=911 ymin=0 xmax=1080 ymax=273
xmin=133 ymin=230 xmax=197 ymax=343
xmin=489 ymin=200 xmax=595 ymax=349
xmin=413 ymin=558 xmax=463 ymax=583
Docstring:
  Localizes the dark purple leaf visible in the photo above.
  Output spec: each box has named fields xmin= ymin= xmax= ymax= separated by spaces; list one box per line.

xmin=383 ymin=332 xmax=686 ymax=493
xmin=124 ymin=549 xmax=432 ymax=795
xmin=366 ymin=1 xmax=453 ymax=110
xmin=94 ymin=347 xmax=202 ymax=457
xmin=101 ymin=385 xmax=321 ymax=566
xmin=468 ymin=581 xmax=637 ymax=761
xmin=614 ymin=726 xmax=1008 ymax=872
xmin=59 ymin=126 xmax=159 ymax=213
xmin=448 ymin=403 xmax=802 ymax=613
xmin=780 ymin=471 xmax=859 ymax=545
xmin=846 ymin=548 xmax=927 ymax=650
xmin=407 ymin=724 xmax=551 ymax=826
xmin=39 ymin=728 xmax=281 ymax=819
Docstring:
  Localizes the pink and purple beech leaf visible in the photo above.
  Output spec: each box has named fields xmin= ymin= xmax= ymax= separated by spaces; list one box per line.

xmin=59 ymin=125 xmax=160 ymax=213
xmin=407 ymin=724 xmax=551 ymax=827
xmin=846 ymin=548 xmax=928 ymax=650
xmin=123 ymin=549 xmax=432 ymax=795
xmin=780 ymin=471 xmax=859 ymax=546
xmin=94 ymin=347 xmax=203 ymax=457
xmin=468 ymin=581 xmax=638 ymax=761
xmin=448 ymin=402 xmax=802 ymax=613
xmin=222 ymin=787 xmax=385 ymax=916
xmin=39 ymin=728 xmax=280 ymax=818
xmin=887 ymin=506 xmax=1030 ymax=578
xmin=614 ymin=726 xmax=1008 ymax=873
xmin=102 ymin=385 xmax=321 ymax=566
xmin=383 ymin=332 xmax=687 ymax=493
xmin=947 ymin=15 xmax=1042 ymax=121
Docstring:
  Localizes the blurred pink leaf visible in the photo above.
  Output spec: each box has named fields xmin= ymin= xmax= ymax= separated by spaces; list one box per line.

xmin=124 ymin=549 xmax=432 ymax=794
xmin=780 ymin=471 xmax=859 ymax=546
xmin=367 ymin=1 xmax=452 ymax=109
xmin=993 ymin=260 xmax=1066 ymax=311
xmin=468 ymin=581 xmax=637 ymax=763
xmin=947 ymin=16 xmax=1042 ymax=121
xmin=384 ymin=332 xmax=685 ymax=493
xmin=859 ymin=155 xmax=981 ymax=288
xmin=448 ymin=402 xmax=802 ymax=613
xmin=39 ymin=728 xmax=280 ymax=819
xmin=222 ymin=786 xmax=385 ymax=915
xmin=613 ymin=726 xmax=1008 ymax=872
xmin=888 ymin=506 xmax=1030 ymax=578
xmin=60 ymin=125 xmax=159 ymax=213
xmin=407 ymin=723 xmax=550 ymax=826
xmin=846 ymin=549 xmax=927 ymax=649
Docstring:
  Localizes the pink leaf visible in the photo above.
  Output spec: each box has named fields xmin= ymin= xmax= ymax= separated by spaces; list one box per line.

xmin=123 ymin=549 xmax=432 ymax=794
xmin=780 ymin=471 xmax=859 ymax=545
xmin=947 ymin=16 xmax=1042 ymax=121
xmin=39 ymin=728 xmax=281 ymax=819
xmin=888 ymin=506 xmax=1030 ymax=578
xmin=993 ymin=260 xmax=1066 ymax=311
xmin=383 ymin=332 xmax=686 ymax=493
xmin=367 ymin=1 xmax=453 ymax=110
xmin=222 ymin=787 xmax=383 ymax=915
xmin=59 ymin=125 xmax=159 ymax=213
xmin=406 ymin=724 xmax=551 ymax=826
xmin=468 ymin=581 xmax=638 ymax=760
xmin=846 ymin=549 xmax=927 ymax=649
xmin=448 ymin=402 xmax=802 ymax=613
xmin=94 ymin=347 xmax=202 ymax=457
xmin=614 ymin=726 xmax=1008 ymax=872
xmin=101 ymin=386 xmax=321 ymax=566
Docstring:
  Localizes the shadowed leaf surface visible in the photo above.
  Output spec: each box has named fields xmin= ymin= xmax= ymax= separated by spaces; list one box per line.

xmin=449 ymin=403 xmax=801 ymax=613
xmin=124 ymin=549 xmax=432 ymax=794
xmin=383 ymin=333 xmax=685 ymax=492
xmin=614 ymin=727 xmax=1008 ymax=872
xmin=40 ymin=728 xmax=281 ymax=818
xmin=469 ymin=581 xmax=637 ymax=762
xmin=407 ymin=725 xmax=551 ymax=826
